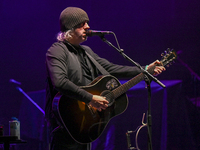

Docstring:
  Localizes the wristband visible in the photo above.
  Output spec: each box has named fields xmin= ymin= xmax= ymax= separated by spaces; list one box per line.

xmin=145 ymin=65 xmax=148 ymax=70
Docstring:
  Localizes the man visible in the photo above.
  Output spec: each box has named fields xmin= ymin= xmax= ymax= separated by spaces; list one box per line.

xmin=45 ymin=7 xmax=165 ymax=150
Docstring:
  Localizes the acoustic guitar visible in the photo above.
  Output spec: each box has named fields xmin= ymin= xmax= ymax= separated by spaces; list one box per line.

xmin=52 ymin=49 xmax=177 ymax=144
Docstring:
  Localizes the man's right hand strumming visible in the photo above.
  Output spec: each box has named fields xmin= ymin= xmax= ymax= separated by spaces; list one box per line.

xmin=89 ymin=95 xmax=109 ymax=111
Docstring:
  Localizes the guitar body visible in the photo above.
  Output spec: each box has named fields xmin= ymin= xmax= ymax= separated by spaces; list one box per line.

xmin=52 ymin=75 xmax=128 ymax=144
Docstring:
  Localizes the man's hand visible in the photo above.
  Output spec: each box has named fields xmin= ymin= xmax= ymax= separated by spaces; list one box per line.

xmin=148 ymin=60 xmax=166 ymax=76
xmin=89 ymin=95 xmax=109 ymax=111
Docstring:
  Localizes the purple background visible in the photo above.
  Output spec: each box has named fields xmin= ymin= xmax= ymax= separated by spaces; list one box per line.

xmin=0 ymin=0 xmax=200 ymax=149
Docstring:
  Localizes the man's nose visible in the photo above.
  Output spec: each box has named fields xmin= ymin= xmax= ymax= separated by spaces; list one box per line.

xmin=84 ymin=23 xmax=90 ymax=29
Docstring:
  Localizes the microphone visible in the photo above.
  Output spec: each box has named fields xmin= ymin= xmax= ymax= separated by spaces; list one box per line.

xmin=9 ymin=79 xmax=21 ymax=85
xmin=86 ymin=30 xmax=112 ymax=37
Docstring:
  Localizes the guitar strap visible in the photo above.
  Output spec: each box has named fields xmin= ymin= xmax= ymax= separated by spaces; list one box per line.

xmin=85 ymin=51 xmax=110 ymax=76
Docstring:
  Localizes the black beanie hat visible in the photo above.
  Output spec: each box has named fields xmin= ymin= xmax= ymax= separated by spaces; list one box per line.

xmin=59 ymin=7 xmax=89 ymax=32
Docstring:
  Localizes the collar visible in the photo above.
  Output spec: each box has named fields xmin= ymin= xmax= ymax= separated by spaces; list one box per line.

xmin=63 ymin=40 xmax=84 ymax=54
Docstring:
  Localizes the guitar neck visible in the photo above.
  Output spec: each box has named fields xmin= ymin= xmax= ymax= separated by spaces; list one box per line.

xmin=107 ymin=49 xmax=177 ymax=100
xmin=112 ymin=65 xmax=155 ymax=99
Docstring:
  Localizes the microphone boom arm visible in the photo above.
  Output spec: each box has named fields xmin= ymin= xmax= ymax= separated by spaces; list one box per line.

xmin=100 ymin=36 xmax=166 ymax=88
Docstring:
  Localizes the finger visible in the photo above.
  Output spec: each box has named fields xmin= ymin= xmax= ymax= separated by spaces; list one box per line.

xmin=102 ymin=96 xmax=108 ymax=100
xmin=103 ymin=100 xmax=109 ymax=104
xmin=156 ymin=66 xmax=165 ymax=72
xmin=162 ymin=67 xmax=166 ymax=71
xmin=159 ymin=67 xmax=165 ymax=72
xmin=157 ymin=69 xmax=162 ymax=74
xmin=153 ymin=70 xmax=160 ymax=76
xmin=100 ymin=103 xmax=108 ymax=109
xmin=100 ymin=97 xmax=109 ymax=104
xmin=157 ymin=67 xmax=162 ymax=72
xmin=154 ymin=60 xmax=160 ymax=64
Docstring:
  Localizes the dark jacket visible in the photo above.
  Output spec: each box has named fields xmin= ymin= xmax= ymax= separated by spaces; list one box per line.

xmin=45 ymin=41 xmax=143 ymax=144
xmin=46 ymin=41 xmax=142 ymax=103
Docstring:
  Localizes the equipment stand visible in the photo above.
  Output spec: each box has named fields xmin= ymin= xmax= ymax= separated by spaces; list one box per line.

xmin=100 ymin=35 xmax=166 ymax=150
xmin=145 ymin=76 xmax=153 ymax=150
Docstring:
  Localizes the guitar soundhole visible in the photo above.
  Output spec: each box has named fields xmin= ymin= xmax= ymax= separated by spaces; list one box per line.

xmin=101 ymin=90 xmax=114 ymax=107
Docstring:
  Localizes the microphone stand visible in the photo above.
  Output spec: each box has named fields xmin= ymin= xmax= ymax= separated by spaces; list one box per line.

xmin=16 ymin=86 xmax=46 ymax=150
xmin=100 ymin=35 xmax=166 ymax=150
xmin=16 ymin=86 xmax=45 ymax=115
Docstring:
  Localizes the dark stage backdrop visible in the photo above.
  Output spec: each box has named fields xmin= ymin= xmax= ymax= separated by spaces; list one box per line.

xmin=0 ymin=0 xmax=200 ymax=149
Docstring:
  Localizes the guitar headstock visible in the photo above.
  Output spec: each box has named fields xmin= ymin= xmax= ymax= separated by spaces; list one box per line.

xmin=160 ymin=48 xmax=177 ymax=67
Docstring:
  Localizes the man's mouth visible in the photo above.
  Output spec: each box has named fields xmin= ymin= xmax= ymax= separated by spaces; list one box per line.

xmin=83 ymin=30 xmax=89 ymax=36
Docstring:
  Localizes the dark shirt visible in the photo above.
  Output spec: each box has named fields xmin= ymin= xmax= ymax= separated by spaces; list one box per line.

xmin=76 ymin=45 xmax=95 ymax=85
